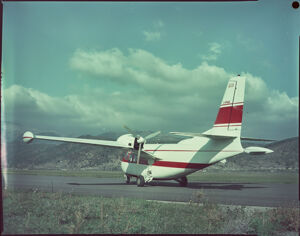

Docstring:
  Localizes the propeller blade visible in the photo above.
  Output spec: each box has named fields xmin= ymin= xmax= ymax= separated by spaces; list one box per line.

xmin=145 ymin=131 xmax=161 ymax=140
xmin=123 ymin=125 xmax=139 ymax=138
xmin=137 ymin=143 xmax=142 ymax=164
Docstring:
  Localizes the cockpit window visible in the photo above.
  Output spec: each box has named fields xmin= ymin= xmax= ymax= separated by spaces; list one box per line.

xmin=124 ymin=151 xmax=131 ymax=161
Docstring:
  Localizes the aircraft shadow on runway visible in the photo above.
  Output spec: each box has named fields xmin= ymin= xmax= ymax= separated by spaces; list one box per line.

xmin=67 ymin=181 xmax=266 ymax=190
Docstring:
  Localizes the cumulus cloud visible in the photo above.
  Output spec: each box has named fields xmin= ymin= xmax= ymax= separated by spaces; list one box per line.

xmin=3 ymin=48 xmax=298 ymax=139
xmin=153 ymin=20 xmax=164 ymax=28
xmin=201 ymin=42 xmax=222 ymax=61
xmin=143 ymin=31 xmax=161 ymax=42
xmin=142 ymin=20 xmax=164 ymax=42
xmin=70 ymin=48 xmax=230 ymax=96
xmin=69 ymin=48 xmax=298 ymax=138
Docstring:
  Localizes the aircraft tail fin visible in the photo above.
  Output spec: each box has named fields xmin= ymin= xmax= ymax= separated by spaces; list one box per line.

xmin=203 ymin=75 xmax=245 ymax=137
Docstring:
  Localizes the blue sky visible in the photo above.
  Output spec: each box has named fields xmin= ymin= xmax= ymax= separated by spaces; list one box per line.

xmin=2 ymin=0 xmax=299 ymax=140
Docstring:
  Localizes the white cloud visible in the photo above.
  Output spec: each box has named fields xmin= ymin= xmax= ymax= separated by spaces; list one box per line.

xmin=209 ymin=42 xmax=222 ymax=54
xmin=153 ymin=20 xmax=164 ymax=28
xmin=3 ymin=48 xmax=298 ymax=139
xmin=143 ymin=31 xmax=161 ymax=42
xmin=201 ymin=42 xmax=222 ymax=61
xmin=69 ymin=48 xmax=299 ymax=138
xmin=70 ymin=48 xmax=229 ymax=96
xmin=142 ymin=20 xmax=165 ymax=42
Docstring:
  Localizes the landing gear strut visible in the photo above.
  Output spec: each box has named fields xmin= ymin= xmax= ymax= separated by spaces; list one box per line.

xmin=125 ymin=175 xmax=130 ymax=184
xmin=136 ymin=175 xmax=145 ymax=187
xmin=177 ymin=176 xmax=188 ymax=187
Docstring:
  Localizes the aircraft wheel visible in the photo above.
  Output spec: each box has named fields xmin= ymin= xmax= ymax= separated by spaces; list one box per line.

xmin=137 ymin=176 xmax=145 ymax=187
xmin=179 ymin=176 xmax=188 ymax=187
xmin=125 ymin=175 xmax=130 ymax=184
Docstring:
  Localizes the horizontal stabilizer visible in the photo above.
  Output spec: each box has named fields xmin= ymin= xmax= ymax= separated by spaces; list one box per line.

xmin=170 ymin=132 xmax=237 ymax=139
xmin=244 ymin=146 xmax=273 ymax=155
xmin=241 ymin=137 xmax=276 ymax=142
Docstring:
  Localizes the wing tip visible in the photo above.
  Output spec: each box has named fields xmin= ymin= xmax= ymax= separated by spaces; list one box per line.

xmin=23 ymin=131 xmax=35 ymax=143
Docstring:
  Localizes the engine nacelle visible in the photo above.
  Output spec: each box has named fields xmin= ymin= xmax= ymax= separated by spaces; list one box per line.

xmin=117 ymin=134 xmax=135 ymax=148
xmin=117 ymin=134 xmax=144 ymax=150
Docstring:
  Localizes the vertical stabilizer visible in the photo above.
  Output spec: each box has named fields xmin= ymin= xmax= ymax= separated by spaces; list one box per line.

xmin=203 ymin=75 xmax=245 ymax=137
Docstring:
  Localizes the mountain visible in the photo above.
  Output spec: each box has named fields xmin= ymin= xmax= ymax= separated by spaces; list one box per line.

xmin=4 ymin=133 xmax=298 ymax=171
xmin=221 ymin=137 xmax=299 ymax=171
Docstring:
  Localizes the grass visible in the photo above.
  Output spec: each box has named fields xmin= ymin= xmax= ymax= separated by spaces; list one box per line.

xmin=6 ymin=168 xmax=298 ymax=183
xmin=3 ymin=189 xmax=299 ymax=234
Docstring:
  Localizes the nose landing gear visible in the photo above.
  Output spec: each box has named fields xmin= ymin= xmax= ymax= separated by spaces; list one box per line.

xmin=125 ymin=175 xmax=131 ymax=184
xmin=136 ymin=175 xmax=145 ymax=187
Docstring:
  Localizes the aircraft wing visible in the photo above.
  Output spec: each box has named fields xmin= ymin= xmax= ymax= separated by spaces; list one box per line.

xmin=23 ymin=131 xmax=160 ymax=161
xmin=23 ymin=131 xmax=129 ymax=149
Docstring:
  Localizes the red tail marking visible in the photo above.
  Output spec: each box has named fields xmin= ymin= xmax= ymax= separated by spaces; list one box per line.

xmin=214 ymin=105 xmax=243 ymax=125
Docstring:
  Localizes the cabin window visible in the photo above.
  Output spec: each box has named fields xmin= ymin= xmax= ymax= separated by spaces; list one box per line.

xmin=124 ymin=151 xmax=148 ymax=165
xmin=139 ymin=157 xmax=148 ymax=165
xmin=123 ymin=151 xmax=132 ymax=161
xmin=127 ymin=152 xmax=137 ymax=163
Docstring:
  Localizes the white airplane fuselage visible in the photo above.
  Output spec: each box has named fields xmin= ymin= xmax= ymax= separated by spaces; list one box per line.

xmin=121 ymin=136 xmax=243 ymax=180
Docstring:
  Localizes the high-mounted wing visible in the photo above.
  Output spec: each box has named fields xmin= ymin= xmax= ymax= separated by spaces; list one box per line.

xmin=23 ymin=131 xmax=160 ymax=161
xmin=23 ymin=131 xmax=129 ymax=149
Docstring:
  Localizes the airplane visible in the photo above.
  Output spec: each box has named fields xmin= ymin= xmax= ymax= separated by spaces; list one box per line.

xmin=23 ymin=75 xmax=274 ymax=187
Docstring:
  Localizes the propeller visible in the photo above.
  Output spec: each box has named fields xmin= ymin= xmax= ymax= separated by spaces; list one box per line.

xmin=123 ymin=125 xmax=161 ymax=164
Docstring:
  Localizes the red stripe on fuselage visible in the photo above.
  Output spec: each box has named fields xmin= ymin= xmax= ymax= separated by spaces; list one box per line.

xmin=152 ymin=161 xmax=210 ymax=169
xmin=144 ymin=150 xmax=241 ymax=152
xmin=214 ymin=105 xmax=243 ymax=125
xmin=122 ymin=159 xmax=211 ymax=169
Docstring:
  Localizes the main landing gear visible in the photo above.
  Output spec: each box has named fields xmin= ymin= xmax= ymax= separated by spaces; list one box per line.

xmin=125 ymin=175 xmax=145 ymax=187
xmin=176 ymin=176 xmax=188 ymax=187
xmin=136 ymin=176 xmax=145 ymax=187
xmin=125 ymin=175 xmax=130 ymax=184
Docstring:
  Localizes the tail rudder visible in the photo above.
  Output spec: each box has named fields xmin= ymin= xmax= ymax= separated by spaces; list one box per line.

xmin=204 ymin=75 xmax=245 ymax=137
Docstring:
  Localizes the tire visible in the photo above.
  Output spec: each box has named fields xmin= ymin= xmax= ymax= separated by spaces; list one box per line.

xmin=137 ymin=176 xmax=145 ymax=187
xmin=125 ymin=175 xmax=130 ymax=184
xmin=179 ymin=176 xmax=188 ymax=187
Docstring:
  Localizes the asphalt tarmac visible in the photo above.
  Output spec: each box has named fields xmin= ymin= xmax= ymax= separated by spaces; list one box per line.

xmin=5 ymin=174 xmax=299 ymax=207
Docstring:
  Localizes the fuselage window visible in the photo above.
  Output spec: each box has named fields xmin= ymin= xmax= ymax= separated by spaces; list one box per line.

xmin=124 ymin=151 xmax=148 ymax=165
xmin=124 ymin=151 xmax=135 ymax=162
xmin=127 ymin=152 xmax=137 ymax=163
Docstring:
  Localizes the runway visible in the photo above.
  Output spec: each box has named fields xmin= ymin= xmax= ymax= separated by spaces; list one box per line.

xmin=5 ymin=174 xmax=299 ymax=207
